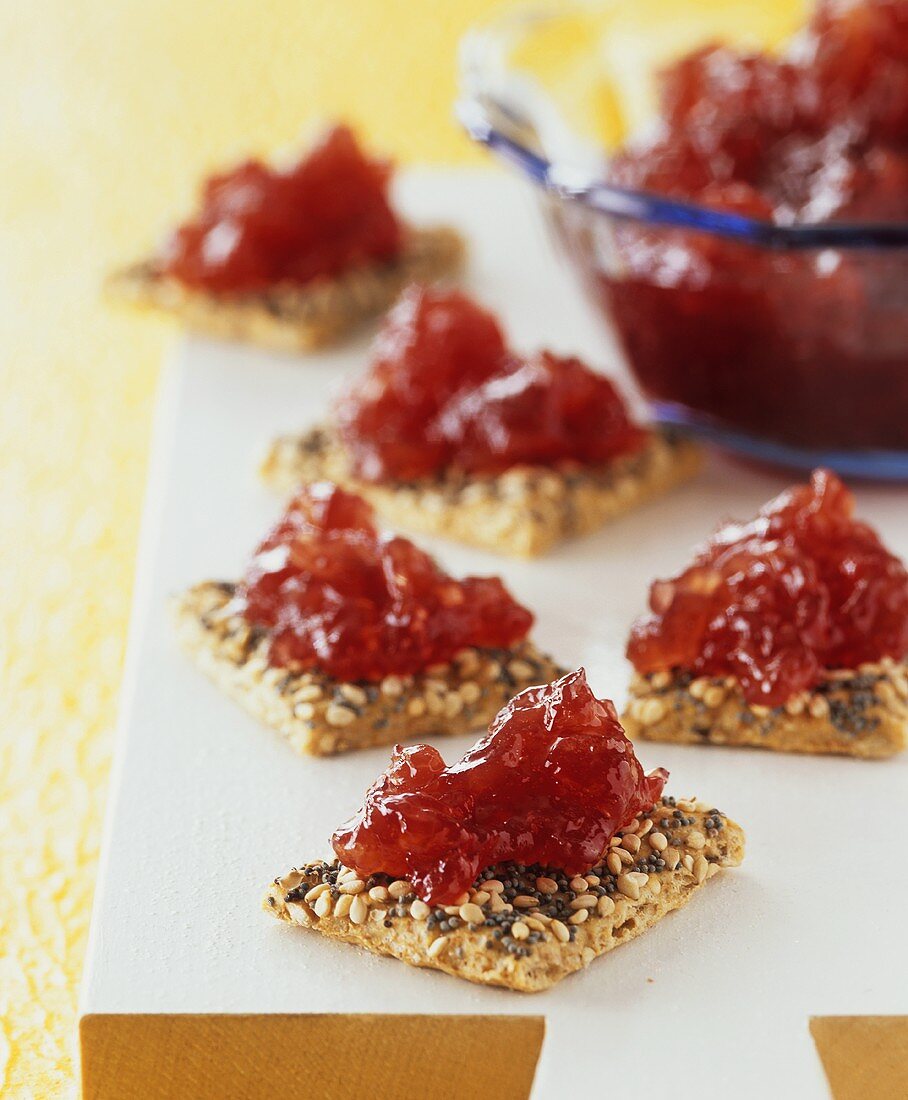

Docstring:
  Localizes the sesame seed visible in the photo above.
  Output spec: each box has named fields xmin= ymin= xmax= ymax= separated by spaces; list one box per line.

xmin=313 ymin=892 xmax=333 ymax=918
xmin=809 ymin=696 xmax=830 ymax=719
xmin=511 ymin=921 xmax=530 ymax=940
xmin=686 ymin=830 xmax=706 ymax=850
xmin=388 ymin=880 xmax=411 ymax=899
xmin=536 ymin=876 xmax=558 ymax=895
xmin=694 ymin=855 xmax=709 ymax=885
xmin=597 ymin=895 xmax=615 ymax=918
xmin=460 ymin=903 xmax=485 ymax=925
xmin=550 ymin=919 xmax=570 ymax=943
xmin=569 ymin=909 xmax=589 ymax=925
xmin=325 ymin=703 xmax=356 ymax=727
xmin=569 ymin=894 xmax=598 ymax=910
xmin=304 ymin=882 xmax=331 ymax=904
xmin=459 ymin=681 xmax=482 ymax=704
xmin=410 ymin=899 xmax=431 ymax=920
xmin=333 ymin=893 xmax=354 ymax=919
xmin=513 ymin=895 xmax=538 ymax=909
xmin=339 ymin=683 xmax=368 ymax=708
xmin=617 ymin=874 xmax=640 ymax=901
xmin=569 ymin=876 xmax=589 ymax=892
xmin=349 ymin=895 xmax=369 ymax=925
xmin=638 ymin=698 xmax=666 ymax=726
xmin=380 ymin=675 xmax=404 ymax=697
xmin=649 ymin=831 xmax=668 ymax=851
xmin=338 ymin=879 xmax=365 ymax=895
xmin=428 ymin=937 xmax=449 ymax=959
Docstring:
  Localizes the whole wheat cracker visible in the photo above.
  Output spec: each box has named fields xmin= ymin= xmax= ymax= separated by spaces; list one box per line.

xmin=623 ymin=663 xmax=908 ymax=758
xmin=106 ymin=226 xmax=465 ymax=352
xmin=261 ymin=426 xmax=701 ymax=558
xmin=174 ymin=581 xmax=563 ymax=757
xmin=265 ymin=799 xmax=744 ymax=992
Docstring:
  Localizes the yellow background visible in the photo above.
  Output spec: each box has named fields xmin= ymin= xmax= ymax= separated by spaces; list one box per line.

xmin=0 ymin=2 xmax=799 ymax=1095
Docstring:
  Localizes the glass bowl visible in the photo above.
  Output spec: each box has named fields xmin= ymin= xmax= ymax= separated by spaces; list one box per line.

xmin=458 ymin=1 xmax=908 ymax=480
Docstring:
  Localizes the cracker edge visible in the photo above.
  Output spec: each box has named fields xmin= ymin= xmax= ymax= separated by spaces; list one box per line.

xmin=261 ymin=426 xmax=702 ymax=558
xmin=172 ymin=580 xmax=564 ymax=757
xmin=105 ymin=225 xmax=465 ymax=352
xmin=264 ymin=801 xmax=745 ymax=993
xmin=623 ymin=664 xmax=908 ymax=759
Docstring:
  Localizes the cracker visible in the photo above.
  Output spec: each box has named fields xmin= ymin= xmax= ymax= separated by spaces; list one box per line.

xmin=623 ymin=662 xmax=908 ymax=758
xmin=106 ymin=226 xmax=465 ymax=352
xmin=265 ymin=799 xmax=744 ymax=992
xmin=173 ymin=581 xmax=563 ymax=757
xmin=261 ymin=426 xmax=701 ymax=558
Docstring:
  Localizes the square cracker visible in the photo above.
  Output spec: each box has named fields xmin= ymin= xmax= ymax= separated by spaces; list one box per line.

xmin=173 ymin=580 xmax=564 ymax=757
xmin=106 ymin=225 xmax=465 ymax=352
xmin=261 ymin=426 xmax=701 ymax=558
xmin=265 ymin=799 xmax=745 ymax=992
xmin=623 ymin=663 xmax=908 ymax=758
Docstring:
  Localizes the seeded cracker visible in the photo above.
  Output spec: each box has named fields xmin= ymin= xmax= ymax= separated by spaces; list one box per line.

xmin=106 ymin=226 xmax=465 ymax=352
xmin=173 ymin=581 xmax=564 ymax=757
xmin=624 ymin=663 xmax=908 ymax=758
xmin=261 ymin=426 xmax=701 ymax=558
xmin=265 ymin=800 xmax=744 ymax=992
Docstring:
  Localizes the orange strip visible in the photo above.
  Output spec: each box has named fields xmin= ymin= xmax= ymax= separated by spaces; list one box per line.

xmin=810 ymin=1016 xmax=908 ymax=1100
xmin=80 ymin=1012 xmax=545 ymax=1100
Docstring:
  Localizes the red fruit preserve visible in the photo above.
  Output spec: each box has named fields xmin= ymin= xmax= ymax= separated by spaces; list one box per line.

xmin=332 ymin=668 xmax=668 ymax=904
xmin=573 ymin=0 xmax=908 ymax=451
xmin=235 ymin=483 xmax=533 ymax=682
xmin=628 ymin=469 xmax=908 ymax=705
xmin=334 ymin=286 xmax=645 ymax=482
xmin=158 ymin=126 xmax=402 ymax=293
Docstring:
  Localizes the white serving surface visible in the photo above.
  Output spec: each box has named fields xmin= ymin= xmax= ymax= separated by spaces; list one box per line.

xmin=82 ymin=170 xmax=908 ymax=1098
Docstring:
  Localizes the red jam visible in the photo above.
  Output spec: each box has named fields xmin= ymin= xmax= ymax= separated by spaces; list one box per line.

xmin=334 ymin=286 xmax=645 ymax=481
xmin=158 ymin=126 xmax=402 ymax=293
xmin=236 ymin=483 xmax=533 ymax=682
xmin=332 ymin=668 xmax=668 ymax=904
xmin=583 ymin=0 xmax=908 ymax=451
xmin=627 ymin=469 xmax=908 ymax=705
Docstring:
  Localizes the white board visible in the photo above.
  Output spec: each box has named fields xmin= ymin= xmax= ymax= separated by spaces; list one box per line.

xmin=81 ymin=170 xmax=908 ymax=1098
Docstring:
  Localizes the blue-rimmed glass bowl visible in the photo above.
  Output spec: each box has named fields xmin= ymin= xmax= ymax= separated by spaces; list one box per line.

xmin=458 ymin=1 xmax=908 ymax=480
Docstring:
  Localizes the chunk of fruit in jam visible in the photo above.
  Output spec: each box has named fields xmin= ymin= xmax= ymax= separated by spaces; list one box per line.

xmin=436 ymin=351 xmax=646 ymax=475
xmin=334 ymin=286 xmax=644 ymax=482
xmin=332 ymin=669 xmax=668 ymax=905
xmin=158 ymin=126 xmax=401 ymax=293
xmin=627 ymin=469 xmax=908 ymax=706
xmin=236 ymin=483 xmax=533 ymax=682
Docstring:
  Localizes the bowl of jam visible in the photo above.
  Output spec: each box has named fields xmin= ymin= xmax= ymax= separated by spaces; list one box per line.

xmin=460 ymin=0 xmax=908 ymax=479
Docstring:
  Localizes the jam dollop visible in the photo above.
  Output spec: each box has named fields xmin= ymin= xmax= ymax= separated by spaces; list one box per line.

xmin=610 ymin=0 xmax=908 ymax=225
xmin=158 ymin=126 xmax=402 ymax=293
xmin=236 ymin=483 xmax=533 ymax=681
xmin=332 ymin=668 xmax=668 ymax=905
xmin=334 ymin=286 xmax=645 ymax=481
xmin=575 ymin=0 xmax=908 ymax=452
xmin=627 ymin=469 xmax=908 ymax=705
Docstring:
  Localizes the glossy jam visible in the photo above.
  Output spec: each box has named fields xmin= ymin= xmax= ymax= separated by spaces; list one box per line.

xmin=588 ymin=0 xmax=908 ymax=451
xmin=334 ymin=286 xmax=645 ymax=482
xmin=236 ymin=483 xmax=533 ymax=682
xmin=332 ymin=668 xmax=668 ymax=904
xmin=627 ymin=469 xmax=908 ymax=705
xmin=158 ymin=126 xmax=401 ymax=293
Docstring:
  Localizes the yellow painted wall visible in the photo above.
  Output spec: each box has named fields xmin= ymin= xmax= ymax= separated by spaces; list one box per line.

xmin=0 ymin=2 xmax=801 ymax=1094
